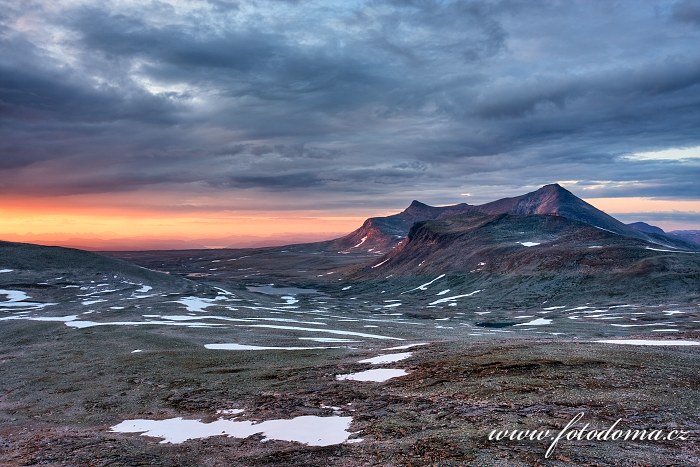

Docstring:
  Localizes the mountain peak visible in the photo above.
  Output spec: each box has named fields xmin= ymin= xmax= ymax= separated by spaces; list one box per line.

xmin=535 ymin=183 xmax=569 ymax=195
xmin=528 ymin=183 xmax=578 ymax=201
xmin=516 ymin=183 xmax=595 ymax=217
xmin=474 ymin=182 xmax=639 ymax=237
xmin=408 ymin=200 xmax=430 ymax=209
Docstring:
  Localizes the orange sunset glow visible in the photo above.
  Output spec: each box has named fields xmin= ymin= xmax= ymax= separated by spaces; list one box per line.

xmin=2 ymin=193 xmax=698 ymax=250
xmin=0 ymin=194 xmax=369 ymax=250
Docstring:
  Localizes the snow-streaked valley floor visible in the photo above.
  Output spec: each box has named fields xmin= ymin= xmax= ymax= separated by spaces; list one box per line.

xmin=1 ymin=275 xmax=698 ymax=347
xmin=0 ymin=251 xmax=698 ymax=466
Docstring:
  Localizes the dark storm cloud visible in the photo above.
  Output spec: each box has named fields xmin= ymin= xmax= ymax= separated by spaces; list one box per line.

xmin=473 ymin=59 xmax=700 ymax=120
xmin=0 ymin=0 xmax=699 ymax=218
xmin=0 ymin=62 xmax=182 ymax=125
xmin=672 ymin=0 xmax=700 ymax=25
xmin=72 ymin=9 xmax=280 ymax=70
xmin=226 ymin=172 xmax=326 ymax=190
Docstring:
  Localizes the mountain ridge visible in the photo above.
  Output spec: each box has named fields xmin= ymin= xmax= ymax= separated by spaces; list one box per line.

xmin=344 ymin=211 xmax=700 ymax=307
xmin=627 ymin=222 xmax=665 ymax=235
xmin=326 ymin=200 xmax=473 ymax=254
xmin=328 ymin=184 xmax=695 ymax=253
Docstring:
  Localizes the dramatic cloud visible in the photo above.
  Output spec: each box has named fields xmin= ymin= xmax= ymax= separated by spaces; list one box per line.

xmin=1 ymin=0 xmax=699 ymax=231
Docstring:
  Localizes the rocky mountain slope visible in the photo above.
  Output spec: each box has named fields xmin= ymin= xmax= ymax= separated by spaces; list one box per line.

xmin=324 ymin=200 xmax=473 ymax=254
xmin=669 ymin=229 xmax=700 ymax=245
xmin=627 ymin=221 xmax=665 ymax=235
xmin=341 ymin=186 xmax=700 ymax=307
xmin=325 ymin=184 xmax=695 ymax=256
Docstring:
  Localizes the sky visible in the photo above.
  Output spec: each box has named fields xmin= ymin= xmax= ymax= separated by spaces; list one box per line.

xmin=1 ymin=0 xmax=699 ymax=249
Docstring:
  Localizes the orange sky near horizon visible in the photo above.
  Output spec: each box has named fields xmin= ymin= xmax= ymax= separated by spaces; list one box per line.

xmin=0 ymin=195 xmax=370 ymax=248
xmin=1 ymin=194 xmax=698 ymax=250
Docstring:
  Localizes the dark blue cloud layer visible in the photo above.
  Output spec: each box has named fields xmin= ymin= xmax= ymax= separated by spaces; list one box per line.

xmin=0 ymin=0 xmax=698 ymax=222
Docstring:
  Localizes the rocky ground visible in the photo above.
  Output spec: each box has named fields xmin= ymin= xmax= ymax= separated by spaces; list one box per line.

xmin=1 ymin=325 xmax=698 ymax=466
xmin=0 ymin=243 xmax=698 ymax=465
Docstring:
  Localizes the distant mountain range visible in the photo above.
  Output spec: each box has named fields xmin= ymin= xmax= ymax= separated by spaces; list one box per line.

xmin=667 ymin=230 xmax=700 ymax=245
xmin=331 ymin=184 xmax=699 ymax=306
xmin=329 ymin=184 xmax=698 ymax=254
xmin=627 ymin=222 xmax=700 ymax=246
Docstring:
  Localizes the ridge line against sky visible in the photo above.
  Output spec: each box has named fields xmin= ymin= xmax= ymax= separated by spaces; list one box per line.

xmin=1 ymin=0 xmax=699 ymax=248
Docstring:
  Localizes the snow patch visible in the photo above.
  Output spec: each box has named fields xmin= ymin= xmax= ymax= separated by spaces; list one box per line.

xmin=82 ymin=299 xmax=107 ymax=306
xmin=594 ymin=339 xmax=700 ymax=346
xmin=358 ymin=352 xmax=412 ymax=364
xmin=0 ymin=289 xmax=30 ymax=302
xmin=351 ymin=236 xmax=368 ymax=248
xmin=428 ymin=290 xmax=481 ymax=305
xmin=371 ymin=258 xmax=390 ymax=269
xmin=205 ymin=343 xmax=340 ymax=351
xmin=111 ymin=415 xmax=355 ymax=446
xmin=645 ymin=246 xmax=697 ymax=254
xmin=0 ymin=289 xmax=54 ymax=310
xmin=298 ymin=337 xmax=360 ymax=343
xmin=336 ymin=369 xmax=408 ymax=382
xmin=402 ymin=274 xmax=446 ymax=294
xmin=175 ymin=296 xmax=227 ymax=313
xmin=280 ymin=296 xmax=298 ymax=305
xmin=66 ymin=320 xmax=226 ymax=329
xmin=382 ymin=343 xmax=429 ymax=351
xmin=514 ymin=318 xmax=552 ymax=326
xmin=238 ymin=324 xmax=403 ymax=340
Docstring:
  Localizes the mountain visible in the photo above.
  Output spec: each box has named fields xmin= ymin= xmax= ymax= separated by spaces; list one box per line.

xmin=474 ymin=184 xmax=655 ymax=240
xmin=473 ymin=184 xmax=700 ymax=250
xmin=668 ymin=230 xmax=700 ymax=245
xmin=341 ymin=185 xmax=700 ymax=306
xmin=345 ymin=212 xmax=699 ymax=306
xmin=627 ymin=222 xmax=665 ymax=235
xmin=325 ymin=200 xmax=473 ymax=254
xmin=478 ymin=184 xmax=617 ymax=224
xmin=362 ymin=211 xmax=696 ymax=274
xmin=328 ymin=184 xmax=693 ymax=255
